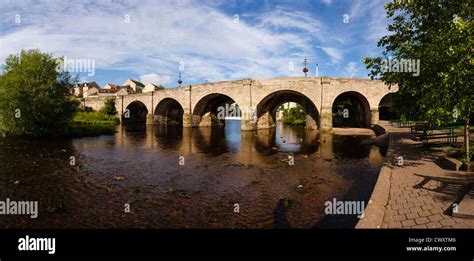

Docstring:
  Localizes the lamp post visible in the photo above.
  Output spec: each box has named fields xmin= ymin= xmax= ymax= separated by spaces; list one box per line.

xmin=303 ymin=57 xmax=309 ymax=77
xmin=177 ymin=72 xmax=183 ymax=87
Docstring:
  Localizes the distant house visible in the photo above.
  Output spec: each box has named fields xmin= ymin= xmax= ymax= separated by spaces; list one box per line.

xmin=71 ymin=81 xmax=100 ymax=98
xmin=103 ymin=83 xmax=119 ymax=90
xmin=116 ymin=86 xmax=134 ymax=96
xmin=122 ymin=79 xmax=145 ymax=93
xmin=143 ymin=83 xmax=165 ymax=93
xmin=98 ymin=89 xmax=117 ymax=97
xmin=83 ymin=85 xmax=100 ymax=98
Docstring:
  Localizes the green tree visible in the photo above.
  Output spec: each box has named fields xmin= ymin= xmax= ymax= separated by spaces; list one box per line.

xmin=100 ymin=98 xmax=118 ymax=116
xmin=0 ymin=49 xmax=79 ymax=136
xmin=282 ymin=104 xmax=306 ymax=125
xmin=363 ymin=1 xmax=473 ymax=162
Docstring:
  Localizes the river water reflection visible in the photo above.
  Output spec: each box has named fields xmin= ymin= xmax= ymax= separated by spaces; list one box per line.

xmin=0 ymin=121 xmax=386 ymax=228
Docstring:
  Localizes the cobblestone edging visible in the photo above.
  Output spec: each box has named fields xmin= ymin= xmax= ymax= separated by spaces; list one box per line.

xmin=356 ymin=125 xmax=394 ymax=228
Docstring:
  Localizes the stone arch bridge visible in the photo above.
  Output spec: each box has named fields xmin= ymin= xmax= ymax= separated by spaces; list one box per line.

xmin=82 ymin=77 xmax=398 ymax=131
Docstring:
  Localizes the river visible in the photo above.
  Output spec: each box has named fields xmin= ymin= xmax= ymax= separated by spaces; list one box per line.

xmin=0 ymin=121 xmax=386 ymax=228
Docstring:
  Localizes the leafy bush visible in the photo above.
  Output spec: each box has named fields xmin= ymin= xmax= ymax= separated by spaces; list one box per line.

xmin=281 ymin=105 xmax=306 ymax=125
xmin=100 ymin=98 xmax=117 ymax=116
xmin=82 ymin=106 xmax=94 ymax=113
xmin=0 ymin=49 xmax=80 ymax=136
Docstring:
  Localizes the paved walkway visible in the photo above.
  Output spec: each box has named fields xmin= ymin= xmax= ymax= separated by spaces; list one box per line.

xmin=359 ymin=122 xmax=474 ymax=228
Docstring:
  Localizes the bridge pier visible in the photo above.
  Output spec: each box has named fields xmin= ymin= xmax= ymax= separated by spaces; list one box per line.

xmin=241 ymin=107 xmax=256 ymax=131
xmin=256 ymin=111 xmax=276 ymax=130
xmin=241 ymin=119 xmax=255 ymax=131
xmin=319 ymin=131 xmax=334 ymax=159
xmin=370 ymin=108 xmax=379 ymax=127
xmin=197 ymin=112 xmax=224 ymax=127
xmin=183 ymin=112 xmax=193 ymax=128
xmin=146 ymin=113 xmax=154 ymax=125
xmin=320 ymin=106 xmax=333 ymax=131
xmin=305 ymin=114 xmax=318 ymax=130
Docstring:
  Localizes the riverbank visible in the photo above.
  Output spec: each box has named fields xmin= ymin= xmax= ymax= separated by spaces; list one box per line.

xmin=67 ymin=112 xmax=118 ymax=137
xmin=357 ymin=121 xmax=474 ymax=228
xmin=332 ymin=127 xmax=377 ymax=137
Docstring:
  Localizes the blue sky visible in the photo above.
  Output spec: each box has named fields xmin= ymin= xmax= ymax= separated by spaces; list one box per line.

xmin=0 ymin=0 xmax=391 ymax=88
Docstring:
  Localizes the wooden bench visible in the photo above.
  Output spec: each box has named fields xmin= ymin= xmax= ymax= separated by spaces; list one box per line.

xmin=420 ymin=129 xmax=464 ymax=147
xmin=411 ymin=123 xmax=430 ymax=134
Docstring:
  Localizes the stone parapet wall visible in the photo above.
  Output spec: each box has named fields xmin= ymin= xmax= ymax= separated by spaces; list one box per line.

xmin=83 ymin=77 xmax=397 ymax=130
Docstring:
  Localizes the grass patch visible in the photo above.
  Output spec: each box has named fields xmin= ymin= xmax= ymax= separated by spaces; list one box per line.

xmin=454 ymin=125 xmax=474 ymax=131
xmin=282 ymin=118 xmax=305 ymax=126
xmin=67 ymin=112 xmax=119 ymax=137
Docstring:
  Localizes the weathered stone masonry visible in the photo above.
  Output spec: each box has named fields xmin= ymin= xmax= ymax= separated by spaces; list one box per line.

xmin=83 ymin=77 xmax=397 ymax=131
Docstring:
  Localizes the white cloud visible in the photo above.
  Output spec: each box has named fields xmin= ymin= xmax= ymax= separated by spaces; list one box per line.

xmin=348 ymin=0 xmax=390 ymax=56
xmin=139 ymin=73 xmax=161 ymax=85
xmin=345 ymin=62 xmax=360 ymax=78
xmin=321 ymin=47 xmax=344 ymax=64
xmin=159 ymin=75 xmax=173 ymax=85
xmin=321 ymin=0 xmax=332 ymax=6
xmin=0 ymin=0 xmax=386 ymax=83
xmin=257 ymin=8 xmax=325 ymax=36
xmin=1 ymin=0 xmax=327 ymax=85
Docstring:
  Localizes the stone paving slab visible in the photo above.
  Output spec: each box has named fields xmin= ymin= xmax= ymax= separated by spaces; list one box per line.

xmin=358 ymin=121 xmax=474 ymax=229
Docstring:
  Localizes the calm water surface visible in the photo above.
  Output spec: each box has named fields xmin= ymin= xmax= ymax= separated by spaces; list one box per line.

xmin=0 ymin=121 xmax=386 ymax=228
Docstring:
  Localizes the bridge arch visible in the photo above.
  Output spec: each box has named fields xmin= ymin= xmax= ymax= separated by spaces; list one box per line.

xmin=154 ymin=98 xmax=184 ymax=125
xmin=192 ymin=93 xmax=239 ymax=127
xmin=332 ymin=91 xmax=371 ymax=128
xmin=378 ymin=93 xmax=398 ymax=121
xmin=255 ymin=90 xmax=319 ymax=130
xmin=123 ymin=100 xmax=148 ymax=124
